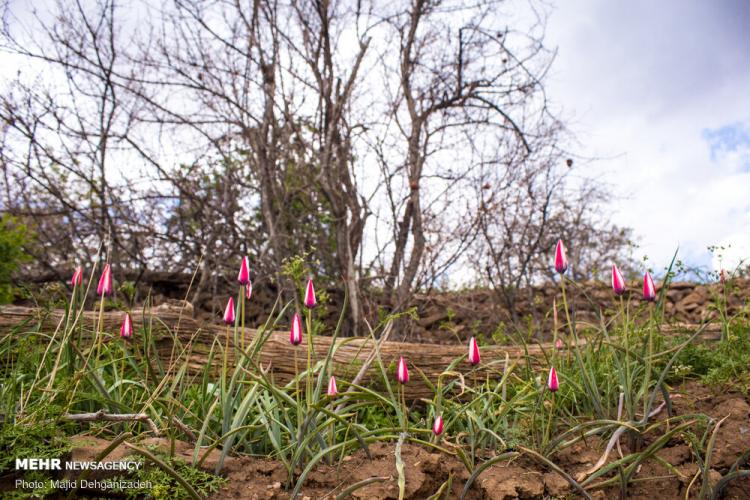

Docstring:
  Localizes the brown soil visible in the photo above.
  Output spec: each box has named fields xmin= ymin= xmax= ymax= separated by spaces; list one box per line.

xmin=60 ymin=382 xmax=749 ymax=499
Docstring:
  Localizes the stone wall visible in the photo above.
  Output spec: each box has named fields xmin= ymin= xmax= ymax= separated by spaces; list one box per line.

xmin=403 ymin=279 xmax=748 ymax=344
xmin=19 ymin=271 xmax=748 ymax=344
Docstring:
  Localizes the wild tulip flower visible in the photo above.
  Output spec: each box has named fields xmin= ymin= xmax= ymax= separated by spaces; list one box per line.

xmin=120 ymin=312 xmax=133 ymax=339
xmin=468 ymin=337 xmax=480 ymax=365
xmin=71 ymin=266 xmax=83 ymax=287
xmin=719 ymin=269 xmax=727 ymax=284
xmin=611 ymin=264 xmax=626 ymax=295
xmin=245 ymin=281 xmax=253 ymax=300
xmin=397 ymin=356 xmax=409 ymax=384
xmin=432 ymin=415 xmax=444 ymax=436
xmin=237 ymin=256 xmax=250 ymax=285
xmin=643 ymin=271 xmax=656 ymax=301
xmin=327 ymin=375 xmax=338 ymax=396
xmin=97 ymin=264 xmax=113 ymax=296
xmin=223 ymin=297 xmax=235 ymax=325
xmin=547 ymin=366 xmax=559 ymax=392
xmin=304 ymin=278 xmax=317 ymax=309
xmin=554 ymin=239 xmax=568 ymax=274
xmin=555 ymin=338 xmax=564 ymax=351
xmin=290 ymin=312 xmax=303 ymax=346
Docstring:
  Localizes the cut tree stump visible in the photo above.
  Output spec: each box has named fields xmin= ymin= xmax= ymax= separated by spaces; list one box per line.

xmin=0 ymin=303 xmax=720 ymax=399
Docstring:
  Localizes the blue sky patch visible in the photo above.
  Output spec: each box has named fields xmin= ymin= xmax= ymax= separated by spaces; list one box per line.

xmin=702 ymin=122 xmax=750 ymax=167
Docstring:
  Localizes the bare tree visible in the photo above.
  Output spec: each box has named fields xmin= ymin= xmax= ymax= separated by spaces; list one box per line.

xmin=0 ymin=0 xmax=155 ymax=275
xmin=370 ymin=0 xmax=561 ymax=314
xmin=0 ymin=0 xmax=635 ymax=334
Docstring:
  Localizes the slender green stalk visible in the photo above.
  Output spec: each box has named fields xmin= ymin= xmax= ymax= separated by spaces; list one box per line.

xmin=399 ymin=383 xmax=407 ymax=433
xmin=544 ymin=391 xmax=555 ymax=449
xmin=222 ymin=324 xmax=229 ymax=404
xmin=240 ymin=288 xmax=246 ymax=351
xmin=94 ymin=293 xmax=106 ymax=362
xmin=305 ymin=307 xmax=313 ymax=408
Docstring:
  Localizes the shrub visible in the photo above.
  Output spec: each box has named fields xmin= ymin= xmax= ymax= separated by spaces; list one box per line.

xmin=0 ymin=215 xmax=31 ymax=303
xmin=672 ymin=324 xmax=750 ymax=392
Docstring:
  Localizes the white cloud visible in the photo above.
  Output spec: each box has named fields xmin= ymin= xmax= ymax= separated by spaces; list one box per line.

xmin=544 ymin=0 xmax=750 ymax=272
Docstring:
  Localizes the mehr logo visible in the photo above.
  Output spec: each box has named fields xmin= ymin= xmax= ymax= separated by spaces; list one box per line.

xmin=15 ymin=458 xmax=62 ymax=470
xmin=15 ymin=458 xmax=142 ymax=471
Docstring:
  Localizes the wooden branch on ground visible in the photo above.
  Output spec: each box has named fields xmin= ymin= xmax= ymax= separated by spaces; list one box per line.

xmin=0 ymin=304 xmax=720 ymax=400
xmin=63 ymin=410 xmax=160 ymax=435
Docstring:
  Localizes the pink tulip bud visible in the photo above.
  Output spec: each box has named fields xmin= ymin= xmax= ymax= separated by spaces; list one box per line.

xmin=642 ymin=272 xmax=656 ymax=302
xmin=432 ymin=415 xmax=444 ymax=436
xmin=554 ymin=239 xmax=568 ymax=274
xmin=719 ymin=269 xmax=727 ymax=284
xmin=237 ymin=256 xmax=250 ymax=285
xmin=290 ymin=312 xmax=303 ymax=346
xmin=397 ymin=356 xmax=409 ymax=384
xmin=327 ymin=375 xmax=338 ymax=396
xmin=468 ymin=337 xmax=480 ymax=365
xmin=555 ymin=338 xmax=564 ymax=351
xmin=245 ymin=281 xmax=253 ymax=300
xmin=120 ymin=312 xmax=133 ymax=339
xmin=71 ymin=266 xmax=83 ymax=287
xmin=223 ymin=297 xmax=235 ymax=325
xmin=96 ymin=264 xmax=113 ymax=297
xmin=547 ymin=366 xmax=559 ymax=392
xmin=304 ymin=278 xmax=317 ymax=309
xmin=611 ymin=264 xmax=626 ymax=295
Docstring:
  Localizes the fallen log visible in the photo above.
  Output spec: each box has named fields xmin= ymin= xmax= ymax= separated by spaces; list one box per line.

xmin=0 ymin=304 xmax=721 ymax=399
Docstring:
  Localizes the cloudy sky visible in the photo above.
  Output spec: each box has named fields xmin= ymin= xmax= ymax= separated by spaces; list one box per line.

xmin=2 ymin=0 xmax=749 ymax=276
xmin=543 ymin=0 xmax=750 ymax=274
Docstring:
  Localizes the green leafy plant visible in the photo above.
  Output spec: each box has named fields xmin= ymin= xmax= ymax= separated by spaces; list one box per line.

xmin=112 ymin=454 xmax=226 ymax=500
xmin=1 ymin=246 xmax=748 ymax=499
xmin=0 ymin=215 xmax=31 ymax=303
xmin=0 ymin=420 xmax=71 ymax=473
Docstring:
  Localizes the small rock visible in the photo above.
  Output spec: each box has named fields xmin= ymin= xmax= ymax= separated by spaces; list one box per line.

xmin=709 ymin=469 xmax=722 ymax=487
xmin=543 ymin=472 xmax=569 ymax=496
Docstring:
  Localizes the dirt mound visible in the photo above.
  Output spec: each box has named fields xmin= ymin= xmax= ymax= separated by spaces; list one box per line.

xmin=53 ymin=381 xmax=748 ymax=499
xmin=205 ymin=382 xmax=749 ymax=499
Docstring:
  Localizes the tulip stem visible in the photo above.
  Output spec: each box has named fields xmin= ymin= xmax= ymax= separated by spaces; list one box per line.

xmin=305 ymin=307 xmax=313 ymax=408
xmin=76 ymin=285 xmax=84 ymax=353
xmin=119 ymin=342 xmax=127 ymax=398
xmin=95 ymin=293 xmax=106 ymax=362
xmin=294 ymin=348 xmax=301 ymax=430
xmin=620 ymin=295 xmax=633 ymax=420
xmin=399 ymin=384 xmax=407 ymax=433
xmin=721 ymin=279 xmax=729 ymax=341
xmin=544 ymin=392 xmax=555 ymax=449
xmin=222 ymin=324 xmax=229 ymax=399
xmin=64 ymin=286 xmax=77 ymax=375
xmin=240 ymin=289 xmax=245 ymax=352
xmin=328 ymin=398 xmax=335 ymax=464
xmin=642 ymin=311 xmax=653 ymax=419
